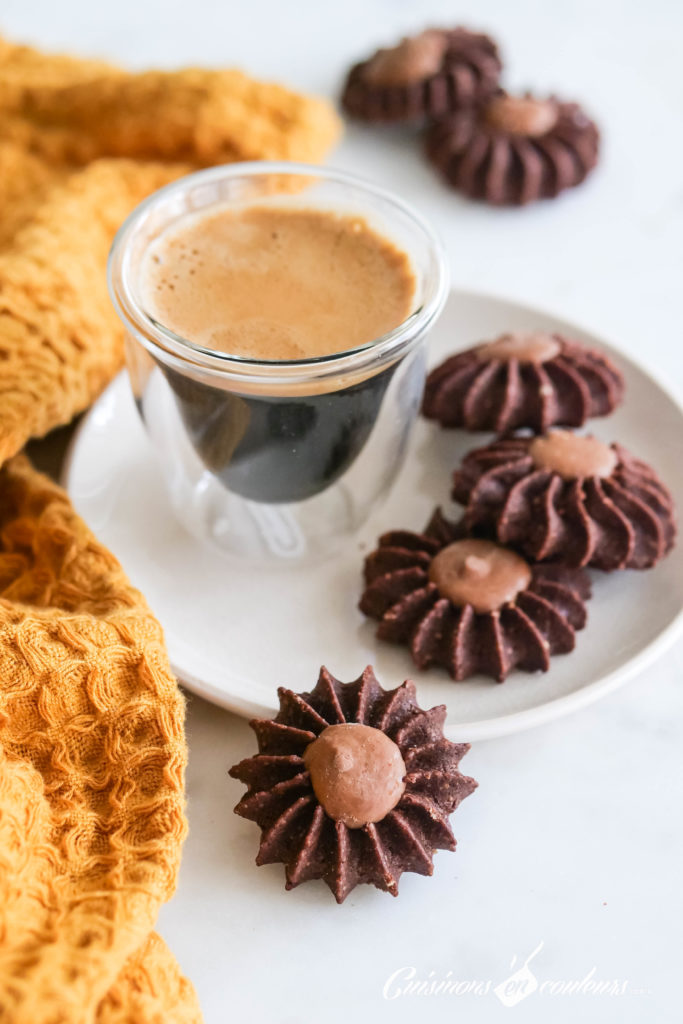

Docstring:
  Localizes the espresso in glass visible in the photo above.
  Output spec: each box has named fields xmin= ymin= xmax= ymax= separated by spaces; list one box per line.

xmin=109 ymin=163 xmax=448 ymax=561
xmin=140 ymin=204 xmax=416 ymax=502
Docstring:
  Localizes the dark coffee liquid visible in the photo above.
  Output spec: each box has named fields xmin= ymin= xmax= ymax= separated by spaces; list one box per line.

xmin=164 ymin=366 xmax=393 ymax=503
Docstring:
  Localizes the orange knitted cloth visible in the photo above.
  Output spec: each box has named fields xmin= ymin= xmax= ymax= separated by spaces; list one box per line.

xmin=0 ymin=456 xmax=201 ymax=1023
xmin=0 ymin=35 xmax=342 ymax=465
xmin=0 ymin=39 xmax=341 ymax=1019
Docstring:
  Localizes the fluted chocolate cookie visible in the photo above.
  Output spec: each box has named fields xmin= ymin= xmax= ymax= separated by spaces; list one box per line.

xmin=342 ymin=28 xmax=501 ymax=123
xmin=422 ymin=331 xmax=624 ymax=432
xmin=452 ymin=432 xmax=676 ymax=569
xmin=230 ymin=666 xmax=477 ymax=902
xmin=426 ymin=90 xmax=599 ymax=204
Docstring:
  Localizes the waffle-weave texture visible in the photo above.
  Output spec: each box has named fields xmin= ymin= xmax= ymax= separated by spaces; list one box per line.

xmin=0 ymin=456 xmax=202 ymax=1023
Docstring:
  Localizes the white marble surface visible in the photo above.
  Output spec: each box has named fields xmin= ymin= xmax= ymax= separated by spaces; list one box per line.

xmin=4 ymin=1 xmax=682 ymax=1021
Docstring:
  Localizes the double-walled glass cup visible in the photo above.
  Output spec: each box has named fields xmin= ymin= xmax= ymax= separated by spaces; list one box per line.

xmin=108 ymin=162 xmax=449 ymax=563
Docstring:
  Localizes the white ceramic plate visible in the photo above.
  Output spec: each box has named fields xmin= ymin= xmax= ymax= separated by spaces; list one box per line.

xmin=64 ymin=290 xmax=683 ymax=740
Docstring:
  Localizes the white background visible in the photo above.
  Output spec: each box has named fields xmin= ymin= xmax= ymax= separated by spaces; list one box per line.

xmin=4 ymin=2 xmax=682 ymax=1022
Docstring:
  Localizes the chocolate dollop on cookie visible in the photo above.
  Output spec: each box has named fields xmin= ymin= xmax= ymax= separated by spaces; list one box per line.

xmin=428 ymin=538 xmax=532 ymax=613
xmin=362 ymin=30 xmax=450 ymax=87
xmin=528 ymin=431 xmax=617 ymax=480
xmin=303 ymin=723 xmax=406 ymax=828
xmin=484 ymin=94 xmax=559 ymax=137
xmin=477 ymin=331 xmax=562 ymax=363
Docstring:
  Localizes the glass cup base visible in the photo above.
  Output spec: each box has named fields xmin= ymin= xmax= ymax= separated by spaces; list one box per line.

xmin=138 ymin=351 xmax=425 ymax=563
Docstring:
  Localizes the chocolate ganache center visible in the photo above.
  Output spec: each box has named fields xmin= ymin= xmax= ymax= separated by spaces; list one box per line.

xmin=428 ymin=539 xmax=532 ymax=613
xmin=530 ymin=431 xmax=617 ymax=480
xmin=476 ymin=331 xmax=561 ymax=364
xmin=484 ymin=95 xmax=558 ymax=137
xmin=363 ymin=31 xmax=448 ymax=86
xmin=303 ymin=723 xmax=406 ymax=829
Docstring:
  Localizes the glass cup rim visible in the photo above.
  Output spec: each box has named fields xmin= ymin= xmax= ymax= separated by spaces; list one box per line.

xmin=108 ymin=161 xmax=449 ymax=387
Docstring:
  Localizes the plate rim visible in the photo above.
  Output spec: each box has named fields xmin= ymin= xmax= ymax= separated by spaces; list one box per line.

xmin=63 ymin=287 xmax=683 ymax=741
xmin=163 ymin=609 xmax=683 ymax=741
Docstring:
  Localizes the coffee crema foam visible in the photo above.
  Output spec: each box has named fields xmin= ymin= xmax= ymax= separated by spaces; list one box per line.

xmin=141 ymin=204 xmax=416 ymax=361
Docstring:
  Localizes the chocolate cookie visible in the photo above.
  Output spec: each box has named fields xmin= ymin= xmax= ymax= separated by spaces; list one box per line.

xmin=426 ymin=90 xmax=599 ymax=204
xmin=230 ymin=665 xmax=477 ymax=902
xmin=452 ymin=432 xmax=676 ymax=569
xmin=422 ymin=331 xmax=624 ymax=433
xmin=360 ymin=509 xmax=590 ymax=681
xmin=341 ymin=28 xmax=501 ymax=123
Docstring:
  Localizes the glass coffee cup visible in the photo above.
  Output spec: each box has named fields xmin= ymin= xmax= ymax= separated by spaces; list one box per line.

xmin=108 ymin=162 xmax=449 ymax=562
